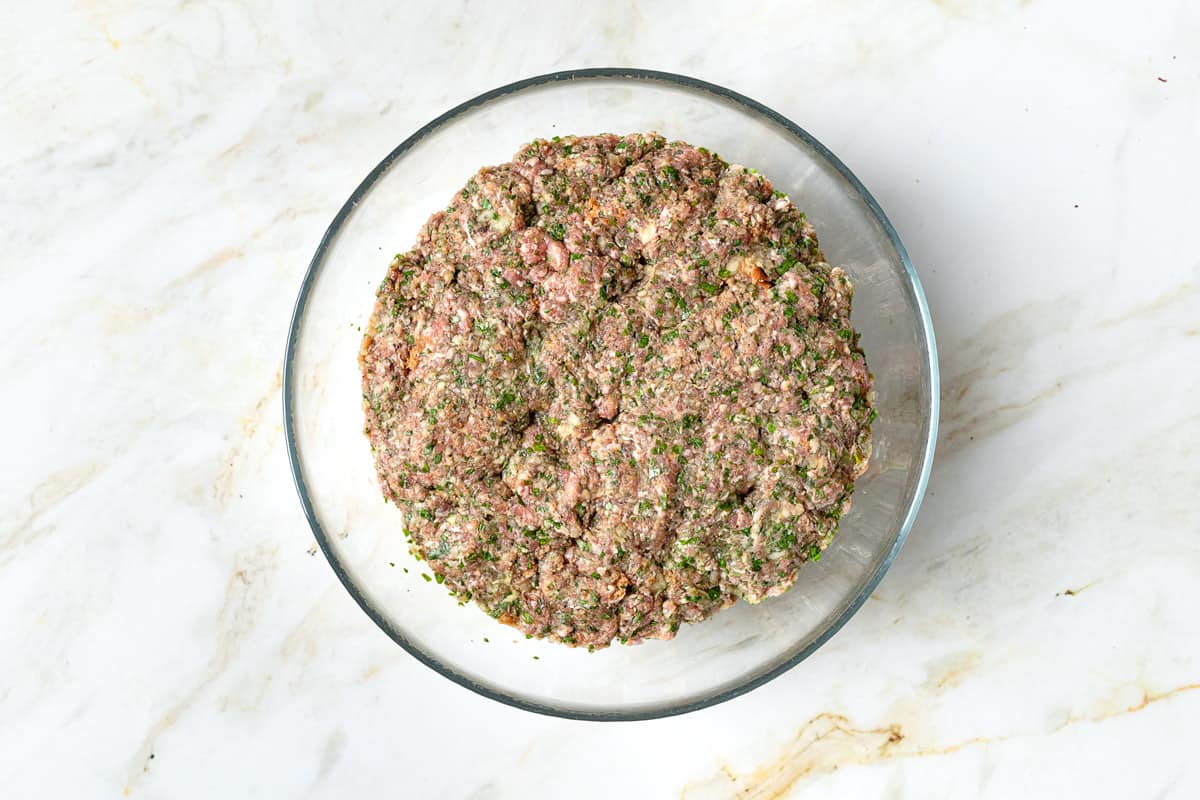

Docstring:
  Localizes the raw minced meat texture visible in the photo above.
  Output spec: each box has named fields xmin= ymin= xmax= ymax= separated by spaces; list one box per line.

xmin=360 ymin=133 xmax=873 ymax=649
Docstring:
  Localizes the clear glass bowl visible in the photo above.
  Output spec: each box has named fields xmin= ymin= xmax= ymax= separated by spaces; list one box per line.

xmin=284 ymin=69 xmax=938 ymax=720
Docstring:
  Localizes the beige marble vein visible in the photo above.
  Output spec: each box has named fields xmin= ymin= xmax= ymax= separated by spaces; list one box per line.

xmin=686 ymin=681 xmax=1200 ymax=800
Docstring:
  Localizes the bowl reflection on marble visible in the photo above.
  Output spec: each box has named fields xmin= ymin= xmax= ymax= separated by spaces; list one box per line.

xmin=284 ymin=69 xmax=938 ymax=720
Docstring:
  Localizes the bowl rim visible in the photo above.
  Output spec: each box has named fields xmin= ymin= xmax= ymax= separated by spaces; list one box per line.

xmin=283 ymin=67 xmax=940 ymax=722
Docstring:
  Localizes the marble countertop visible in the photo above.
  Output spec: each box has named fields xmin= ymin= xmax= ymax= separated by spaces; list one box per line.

xmin=3 ymin=2 xmax=1198 ymax=797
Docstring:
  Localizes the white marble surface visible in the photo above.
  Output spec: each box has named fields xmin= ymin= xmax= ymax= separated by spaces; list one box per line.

xmin=2 ymin=1 xmax=1198 ymax=797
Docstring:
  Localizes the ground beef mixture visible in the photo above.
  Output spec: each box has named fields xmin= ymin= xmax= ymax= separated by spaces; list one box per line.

xmin=360 ymin=133 xmax=873 ymax=649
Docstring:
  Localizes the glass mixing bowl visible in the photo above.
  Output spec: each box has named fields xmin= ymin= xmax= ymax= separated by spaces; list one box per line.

xmin=284 ymin=69 xmax=938 ymax=720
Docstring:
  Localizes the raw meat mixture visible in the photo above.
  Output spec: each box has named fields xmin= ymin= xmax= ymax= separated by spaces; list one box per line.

xmin=360 ymin=133 xmax=873 ymax=649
